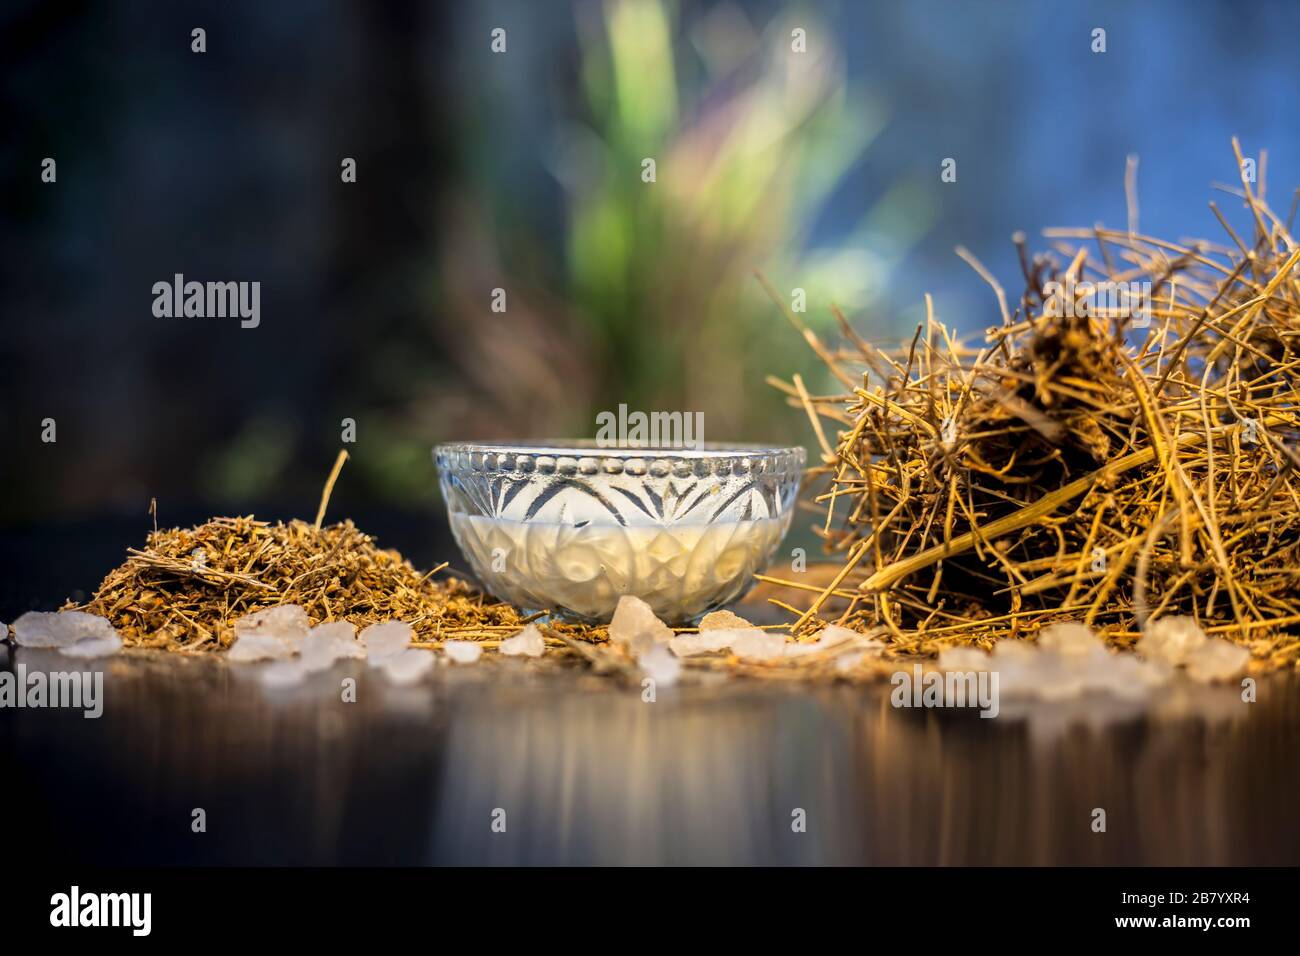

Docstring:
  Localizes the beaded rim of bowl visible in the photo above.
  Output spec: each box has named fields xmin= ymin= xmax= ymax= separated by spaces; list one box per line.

xmin=433 ymin=441 xmax=805 ymax=479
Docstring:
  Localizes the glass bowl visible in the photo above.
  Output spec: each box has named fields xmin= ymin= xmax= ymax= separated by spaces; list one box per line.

xmin=434 ymin=441 xmax=804 ymax=623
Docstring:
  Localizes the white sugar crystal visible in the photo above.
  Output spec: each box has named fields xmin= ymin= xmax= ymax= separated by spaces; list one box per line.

xmin=698 ymin=610 xmax=752 ymax=631
xmin=1124 ymin=655 xmax=1173 ymax=688
xmin=12 ymin=611 xmax=122 ymax=658
xmin=992 ymin=639 xmax=1036 ymax=661
xmin=782 ymin=640 xmax=824 ymax=658
xmin=1037 ymin=623 xmax=1104 ymax=659
xmin=500 ymin=623 xmax=546 ymax=657
xmin=301 ymin=621 xmax=362 ymax=672
xmin=669 ymin=630 xmax=735 ymax=657
xmin=234 ymin=605 xmax=310 ymax=643
xmin=1137 ymin=615 xmax=1208 ymax=666
xmin=729 ymin=629 xmax=787 ymax=661
xmin=1087 ymin=653 xmax=1171 ymax=699
xmin=260 ymin=659 xmax=308 ymax=688
xmin=608 ymin=595 xmax=673 ymax=652
xmin=311 ymin=621 xmax=358 ymax=643
xmin=1185 ymin=639 xmax=1250 ymax=683
xmin=1029 ymin=661 xmax=1086 ymax=701
xmin=57 ymin=633 xmax=123 ymax=659
xmin=361 ymin=621 xmax=414 ymax=663
xmin=937 ymin=646 xmax=990 ymax=671
xmin=230 ymin=606 xmax=309 ymax=661
xmin=834 ymin=650 xmax=869 ymax=673
xmin=228 ymin=632 xmax=298 ymax=663
xmin=381 ymin=648 xmax=435 ymax=685
xmin=813 ymin=625 xmax=863 ymax=648
xmin=299 ymin=641 xmax=342 ymax=672
xmin=923 ymin=628 xmax=1184 ymax=705
xmin=989 ymin=657 xmax=1040 ymax=698
xmin=992 ymin=635 xmax=1175 ymax=702
xmin=443 ymin=640 xmax=483 ymax=664
xmin=13 ymin=610 xmax=119 ymax=649
xmin=637 ymin=642 xmax=682 ymax=687
xmin=785 ymin=624 xmax=878 ymax=658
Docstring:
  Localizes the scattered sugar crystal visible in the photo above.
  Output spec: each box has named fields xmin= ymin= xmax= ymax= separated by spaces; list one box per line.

xmin=228 ymin=632 xmax=299 ymax=663
xmin=989 ymin=658 xmax=1039 ymax=698
xmin=923 ymin=625 xmax=1196 ymax=704
xmin=1037 ymin=623 xmax=1104 ymax=658
xmin=1185 ymin=639 xmax=1250 ymax=683
xmin=782 ymin=640 xmax=823 ymax=658
xmin=57 ymin=633 xmax=123 ymax=659
xmin=381 ymin=648 xmax=436 ymax=685
xmin=12 ymin=610 xmax=119 ymax=649
xmin=698 ymin=610 xmax=752 ymax=631
xmin=260 ymin=660 xmax=308 ymax=688
xmin=234 ymin=605 xmax=310 ymax=643
xmin=937 ymin=646 xmax=990 ymax=671
xmin=1029 ymin=661 xmax=1086 ymax=702
xmin=1086 ymin=653 xmax=1170 ymax=700
xmin=992 ymin=639 xmax=1036 ymax=660
xmin=813 ymin=625 xmax=863 ymax=648
xmin=299 ymin=641 xmax=340 ymax=672
xmin=443 ymin=640 xmax=484 ymax=664
xmin=361 ymin=621 xmax=414 ymax=663
xmin=786 ymin=624 xmax=878 ymax=658
xmin=10 ymin=611 xmax=75 ymax=648
xmin=230 ymin=606 xmax=309 ymax=661
xmin=637 ymin=642 xmax=682 ymax=687
xmin=12 ymin=611 xmax=122 ymax=658
xmin=500 ymin=623 xmax=545 ymax=657
xmin=834 ymin=650 xmax=869 ymax=673
xmin=730 ymin=629 xmax=787 ymax=661
xmin=301 ymin=622 xmax=362 ymax=672
xmin=311 ymin=621 xmax=358 ymax=643
xmin=1136 ymin=615 xmax=1208 ymax=666
xmin=669 ymin=630 xmax=735 ymax=657
xmin=1124 ymin=655 xmax=1173 ymax=688
xmin=608 ymin=595 xmax=673 ymax=653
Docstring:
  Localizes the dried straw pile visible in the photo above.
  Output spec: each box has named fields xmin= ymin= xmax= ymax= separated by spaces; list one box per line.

xmin=769 ymin=144 xmax=1300 ymax=671
xmin=64 ymin=455 xmax=599 ymax=653
xmin=66 ymin=516 xmax=559 ymax=652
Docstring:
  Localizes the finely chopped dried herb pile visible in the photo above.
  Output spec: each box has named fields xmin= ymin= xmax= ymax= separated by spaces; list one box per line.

xmin=65 ymin=515 xmax=567 ymax=652
xmin=61 ymin=453 xmax=604 ymax=653
xmin=765 ymin=142 xmax=1300 ymax=672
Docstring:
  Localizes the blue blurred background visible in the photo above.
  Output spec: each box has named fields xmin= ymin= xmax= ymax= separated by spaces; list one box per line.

xmin=3 ymin=0 xmax=1299 ymax=525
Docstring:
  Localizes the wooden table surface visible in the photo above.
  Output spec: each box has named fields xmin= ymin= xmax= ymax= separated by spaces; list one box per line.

xmin=5 ymin=642 xmax=1298 ymax=865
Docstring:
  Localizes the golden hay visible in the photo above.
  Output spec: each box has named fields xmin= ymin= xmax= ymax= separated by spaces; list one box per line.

xmin=767 ymin=142 xmax=1300 ymax=672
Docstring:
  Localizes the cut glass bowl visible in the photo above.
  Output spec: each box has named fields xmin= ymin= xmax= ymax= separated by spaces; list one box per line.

xmin=434 ymin=441 xmax=804 ymax=623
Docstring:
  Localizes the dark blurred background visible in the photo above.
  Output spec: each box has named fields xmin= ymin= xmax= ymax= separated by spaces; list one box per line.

xmin=3 ymin=0 xmax=1299 ymax=532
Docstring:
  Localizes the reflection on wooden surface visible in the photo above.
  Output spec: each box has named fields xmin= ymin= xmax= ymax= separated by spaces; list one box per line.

xmin=2 ymin=643 xmax=1295 ymax=865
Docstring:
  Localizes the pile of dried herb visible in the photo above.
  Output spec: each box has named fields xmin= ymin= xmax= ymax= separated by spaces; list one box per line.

xmin=764 ymin=141 xmax=1300 ymax=672
xmin=65 ymin=454 xmax=602 ymax=653
xmin=67 ymin=516 xmax=548 ymax=652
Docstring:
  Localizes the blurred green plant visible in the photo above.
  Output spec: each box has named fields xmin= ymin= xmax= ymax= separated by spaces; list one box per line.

xmin=414 ymin=0 xmax=934 ymax=500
